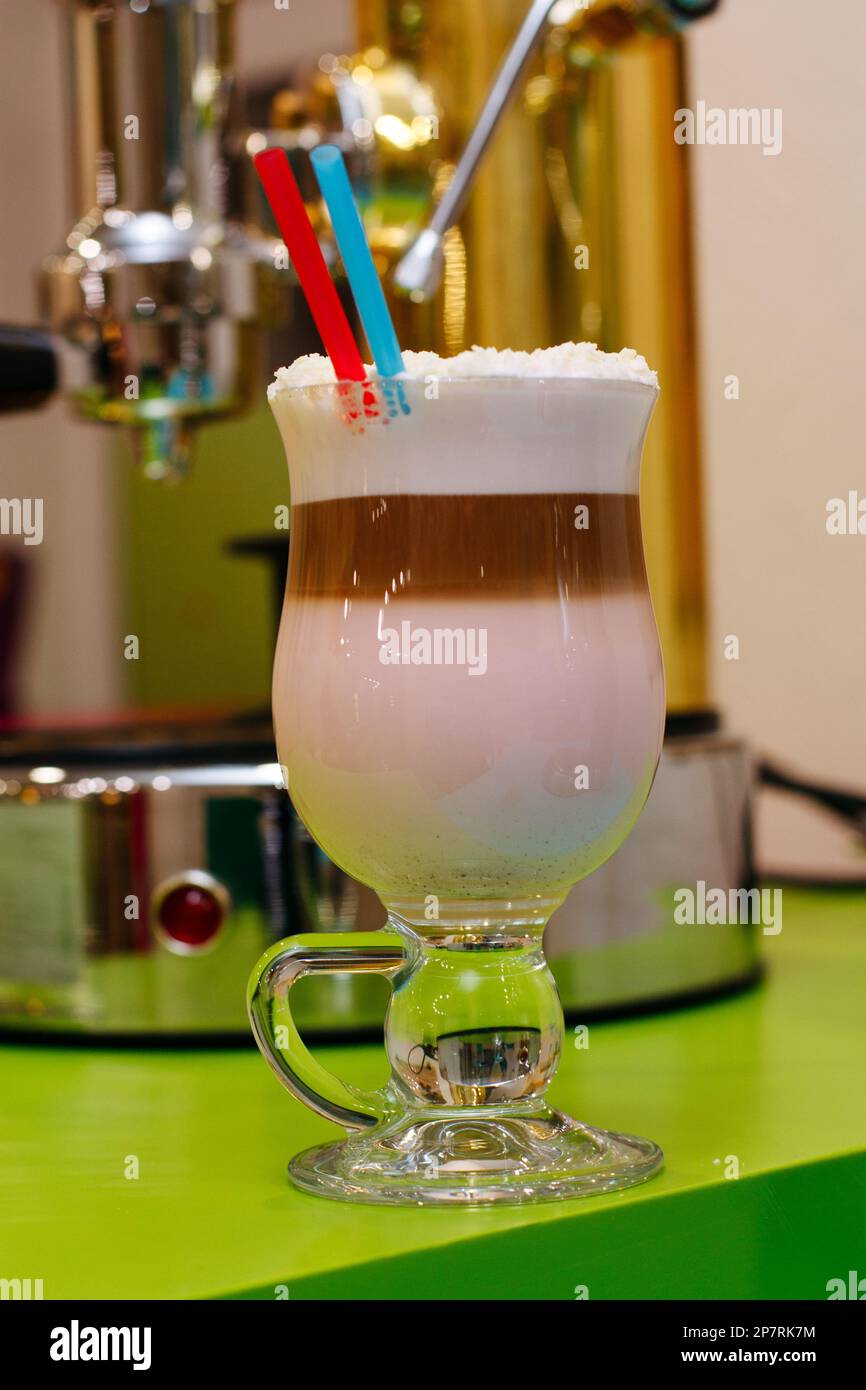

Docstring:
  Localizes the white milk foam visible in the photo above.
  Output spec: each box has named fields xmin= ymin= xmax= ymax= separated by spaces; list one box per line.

xmin=270 ymin=343 xmax=657 ymax=392
xmin=268 ymin=346 xmax=658 ymax=503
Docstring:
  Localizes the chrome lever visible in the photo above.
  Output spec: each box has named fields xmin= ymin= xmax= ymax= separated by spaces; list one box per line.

xmin=393 ymin=0 xmax=558 ymax=301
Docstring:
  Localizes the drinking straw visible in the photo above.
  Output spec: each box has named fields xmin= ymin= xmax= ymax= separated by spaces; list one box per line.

xmin=252 ymin=148 xmax=366 ymax=383
xmin=310 ymin=145 xmax=406 ymax=379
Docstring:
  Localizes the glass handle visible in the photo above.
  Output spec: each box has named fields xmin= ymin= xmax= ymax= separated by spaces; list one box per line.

xmin=246 ymin=932 xmax=407 ymax=1131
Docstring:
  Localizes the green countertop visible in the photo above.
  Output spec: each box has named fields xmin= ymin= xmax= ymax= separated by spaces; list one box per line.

xmin=1 ymin=888 xmax=865 ymax=1300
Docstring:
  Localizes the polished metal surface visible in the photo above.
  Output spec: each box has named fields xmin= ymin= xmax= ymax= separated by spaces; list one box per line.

xmin=0 ymin=745 xmax=388 ymax=1038
xmin=42 ymin=0 xmax=280 ymax=477
xmin=393 ymin=0 xmax=557 ymax=299
xmin=0 ymin=729 xmax=755 ymax=1039
xmin=548 ymin=731 xmax=758 ymax=1012
xmin=359 ymin=0 xmax=715 ymax=715
xmin=392 ymin=0 xmax=717 ymax=304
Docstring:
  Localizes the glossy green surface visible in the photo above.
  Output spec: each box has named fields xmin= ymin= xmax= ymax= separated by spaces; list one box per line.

xmin=1 ymin=888 xmax=864 ymax=1299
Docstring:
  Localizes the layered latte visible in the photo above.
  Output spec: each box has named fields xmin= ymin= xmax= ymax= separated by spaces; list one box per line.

xmin=269 ymin=348 xmax=664 ymax=909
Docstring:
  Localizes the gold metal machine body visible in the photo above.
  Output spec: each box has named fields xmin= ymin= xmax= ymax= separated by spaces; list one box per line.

xmin=334 ymin=0 xmax=713 ymax=716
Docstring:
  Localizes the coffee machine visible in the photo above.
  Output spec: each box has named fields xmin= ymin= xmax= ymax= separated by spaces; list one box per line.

xmin=1 ymin=0 xmax=762 ymax=1039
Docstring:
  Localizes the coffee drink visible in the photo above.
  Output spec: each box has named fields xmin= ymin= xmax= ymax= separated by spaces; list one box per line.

xmin=249 ymin=345 xmax=667 ymax=1206
xmin=270 ymin=354 xmax=663 ymax=911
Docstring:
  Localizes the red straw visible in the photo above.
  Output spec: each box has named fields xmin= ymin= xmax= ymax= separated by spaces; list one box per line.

xmin=253 ymin=148 xmax=366 ymax=383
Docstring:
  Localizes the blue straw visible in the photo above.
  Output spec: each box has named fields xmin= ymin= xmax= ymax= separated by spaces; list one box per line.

xmin=311 ymin=145 xmax=406 ymax=381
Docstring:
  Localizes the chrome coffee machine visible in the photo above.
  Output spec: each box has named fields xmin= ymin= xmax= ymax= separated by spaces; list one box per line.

xmin=0 ymin=722 xmax=389 ymax=1037
xmin=0 ymin=0 xmax=768 ymax=1040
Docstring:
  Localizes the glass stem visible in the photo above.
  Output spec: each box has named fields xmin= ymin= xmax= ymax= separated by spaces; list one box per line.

xmin=382 ymin=899 xmax=565 ymax=1110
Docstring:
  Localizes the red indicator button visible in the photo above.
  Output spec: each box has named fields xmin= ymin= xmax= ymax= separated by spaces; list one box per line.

xmin=152 ymin=873 xmax=231 ymax=954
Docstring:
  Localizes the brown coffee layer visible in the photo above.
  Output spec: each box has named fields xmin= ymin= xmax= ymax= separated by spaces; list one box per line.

xmin=289 ymin=493 xmax=645 ymax=599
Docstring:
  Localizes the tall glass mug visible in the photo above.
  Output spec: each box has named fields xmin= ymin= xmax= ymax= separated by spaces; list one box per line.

xmin=248 ymin=373 xmax=665 ymax=1205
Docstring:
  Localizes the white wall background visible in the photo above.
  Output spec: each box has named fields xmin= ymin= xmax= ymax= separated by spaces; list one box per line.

xmin=0 ymin=0 xmax=121 ymax=717
xmin=688 ymin=0 xmax=866 ymax=875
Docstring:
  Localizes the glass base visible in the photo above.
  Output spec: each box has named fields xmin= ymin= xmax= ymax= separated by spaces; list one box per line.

xmin=288 ymin=1105 xmax=663 ymax=1207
